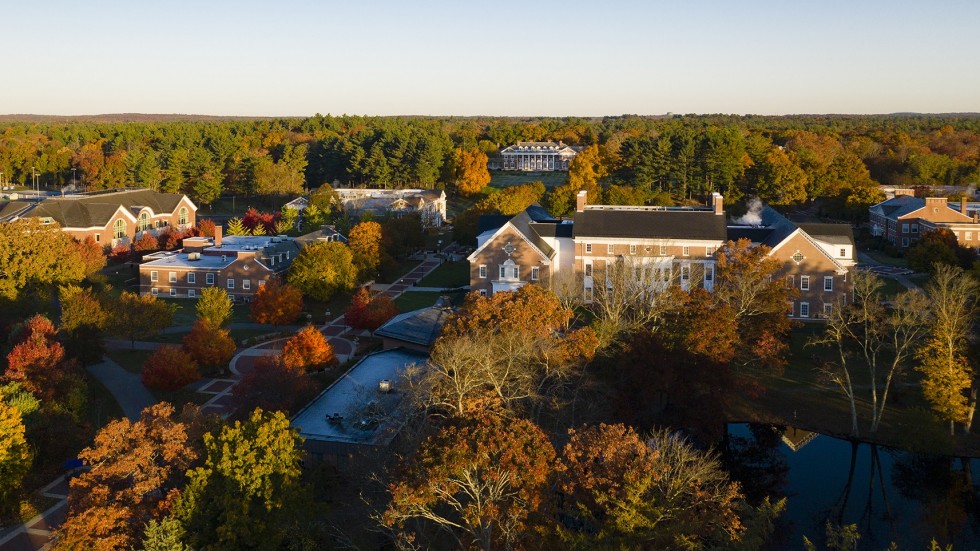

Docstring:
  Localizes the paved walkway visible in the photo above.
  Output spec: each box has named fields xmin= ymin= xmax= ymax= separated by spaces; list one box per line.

xmin=0 ymin=476 xmax=69 ymax=550
xmin=856 ymin=252 xmax=919 ymax=290
xmin=86 ymin=357 xmax=156 ymax=421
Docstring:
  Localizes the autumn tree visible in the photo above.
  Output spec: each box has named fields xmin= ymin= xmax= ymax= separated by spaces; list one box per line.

xmin=0 ymin=399 xmax=31 ymax=516
xmin=110 ymin=292 xmax=176 ymax=347
xmin=474 ymin=181 xmax=547 ymax=216
xmin=565 ymin=144 xmax=606 ymax=202
xmin=4 ymin=315 xmax=74 ymax=400
xmin=131 ymin=231 xmax=160 ymax=255
xmin=182 ymin=320 xmax=236 ymax=371
xmin=557 ymin=425 xmax=746 ymax=549
xmin=382 ymin=410 xmax=556 ymax=551
xmin=142 ymin=346 xmax=201 ymax=391
xmin=344 ymin=287 xmax=398 ymax=330
xmin=195 ymin=286 xmax=232 ymax=327
xmin=752 ymin=147 xmax=808 ymax=205
xmin=174 ymin=408 xmax=308 ymax=550
xmin=231 ymin=356 xmax=323 ymax=415
xmin=58 ymin=403 xmax=198 ymax=550
xmin=249 ymin=279 xmax=303 ymax=326
xmin=196 ymin=218 xmax=216 ymax=238
xmin=917 ymin=264 xmax=979 ymax=434
xmin=812 ymin=272 xmax=929 ymax=436
xmin=453 ymin=148 xmax=491 ymax=196
xmin=281 ymin=326 xmax=336 ymax=372
xmin=287 ymin=241 xmax=356 ymax=301
xmin=73 ymin=236 xmax=106 ymax=276
xmin=59 ymin=284 xmax=109 ymax=365
xmin=348 ymin=220 xmax=384 ymax=280
xmin=0 ymin=218 xmax=86 ymax=304
xmin=225 ymin=217 xmax=249 ymax=236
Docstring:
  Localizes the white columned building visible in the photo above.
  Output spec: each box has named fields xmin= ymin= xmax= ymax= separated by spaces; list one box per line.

xmin=499 ymin=141 xmax=578 ymax=171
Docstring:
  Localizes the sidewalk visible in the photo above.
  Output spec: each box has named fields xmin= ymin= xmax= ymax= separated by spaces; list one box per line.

xmin=86 ymin=357 xmax=156 ymax=421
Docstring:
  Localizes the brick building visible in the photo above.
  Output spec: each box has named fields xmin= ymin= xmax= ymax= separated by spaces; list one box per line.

xmin=869 ymin=190 xmax=980 ymax=250
xmin=0 ymin=189 xmax=196 ymax=248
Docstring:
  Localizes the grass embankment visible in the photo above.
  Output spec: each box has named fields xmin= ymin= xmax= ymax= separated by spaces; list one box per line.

xmin=729 ymin=325 xmax=980 ymax=455
xmin=489 ymin=170 xmax=566 ymax=189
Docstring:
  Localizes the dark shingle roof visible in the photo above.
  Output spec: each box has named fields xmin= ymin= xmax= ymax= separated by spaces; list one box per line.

xmin=574 ymin=208 xmax=727 ymax=241
xmin=477 ymin=215 xmax=511 ymax=234
xmin=798 ymin=223 xmax=855 ymax=246
xmin=869 ymin=195 xmax=923 ymax=221
xmin=1 ymin=189 xmax=189 ymax=227
xmin=374 ymin=304 xmax=452 ymax=347
xmin=509 ymin=210 xmax=555 ymax=258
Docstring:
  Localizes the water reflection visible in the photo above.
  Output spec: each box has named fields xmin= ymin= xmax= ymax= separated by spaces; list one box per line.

xmin=724 ymin=423 xmax=980 ymax=550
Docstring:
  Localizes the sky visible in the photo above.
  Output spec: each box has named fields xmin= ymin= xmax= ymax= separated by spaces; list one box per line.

xmin=2 ymin=0 xmax=978 ymax=117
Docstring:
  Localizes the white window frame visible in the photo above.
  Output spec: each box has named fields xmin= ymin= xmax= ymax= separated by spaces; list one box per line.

xmin=585 ymin=243 xmax=592 ymax=254
xmin=682 ymin=246 xmax=690 ymax=257
xmin=968 ymin=232 xmax=974 ymax=241
xmin=206 ymin=273 xmax=215 ymax=285
xmin=479 ymin=265 xmax=487 ymax=279
xmin=499 ymin=265 xmax=506 ymax=279
xmin=169 ymin=271 xmax=177 ymax=283
xmin=227 ymin=279 xmax=235 ymax=289
xmin=704 ymin=265 xmax=714 ymax=282
xmin=911 ymin=224 xmax=918 ymax=234
xmin=659 ymin=244 xmax=667 ymax=255
xmin=243 ymin=280 xmax=251 ymax=290
xmin=800 ymin=302 xmax=810 ymax=318
xmin=902 ymin=223 xmax=909 ymax=234
xmin=188 ymin=289 xmax=196 ymax=298
xmin=585 ymin=263 xmax=593 ymax=277
xmin=478 ymin=289 xmax=487 ymax=297
xmin=150 ymin=271 xmax=158 ymax=282
xmin=680 ymin=265 xmax=690 ymax=281
xmin=788 ymin=301 xmax=794 ymax=317
xmin=800 ymin=275 xmax=810 ymax=291
xmin=840 ymin=248 xmax=846 ymax=258
xmin=170 ymin=288 xmax=176 ymax=297
xmin=824 ymin=276 xmax=833 ymax=291
xmin=629 ymin=244 xmax=637 ymax=255
xmin=151 ymin=287 xmax=158 ymax=296
xmin=531 ymin=266 xmax=539 ymax=281
xmin=706 ymin=246 xmax=715 ymax=256
xmin=607 ymin=243 xmax=615 ymax=255
xmin=187 ymin=272 xmax=195 ymax=284
xmin=902 ymin=237 xmax=909 ymax=247
xmin=584 ymin=286 xmax=593 ymax=303
xmin=824 ymin=303 xmax=833 ymax=317
xmin=95 ymin=234 xmax=100 ymax=243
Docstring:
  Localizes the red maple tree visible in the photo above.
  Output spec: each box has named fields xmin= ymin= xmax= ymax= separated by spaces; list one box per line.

xmin=141 ymin=346 xmax=200 ymax=391
xmin=281 ymin=326 xmax=336 ymax=372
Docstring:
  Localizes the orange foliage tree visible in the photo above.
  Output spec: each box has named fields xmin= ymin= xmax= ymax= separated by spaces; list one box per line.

xmin=182 ymin=320 xmax=236 ymax=370
xmin=557 ymin=424 xmax=745 ymax=548
xmin=231 ymin=356 xmax=322 ymax=416
xmin=131 ymin=232 xmax=159 ymax=255
xmin=281 ymin=326 xmax=336 ymax=372
xmin=348 ymin=221 xmax=384 ymax=280
xmin=250 ymin=279 xmax=303 ymax=326
xmin=196 ymin=218 xmax=216 ymax=237
xmin=4 ymin=315 xmax=74 ymax=399
xmin=453 ymin=148 xmax=491 ymax=196
xmin=344 ymin=288 xmax=398 ymax=330
xmin=73 ymin=236 xmax=106 ymax=276
xmin=142 ymin=345 xmax=200 ymax=391
xmin=383 ymin=410 xmax=555 ymax=550
xmin=58 ymin=403 xmax=198 ymax=550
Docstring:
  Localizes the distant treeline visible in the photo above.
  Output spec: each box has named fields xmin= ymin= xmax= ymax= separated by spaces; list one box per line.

xmin=1 ymin=114 xmax=978 ymax=214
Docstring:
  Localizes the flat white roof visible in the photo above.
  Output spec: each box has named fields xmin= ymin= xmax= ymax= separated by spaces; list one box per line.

xmin=291 ymin=349 xmax=427 ymax=445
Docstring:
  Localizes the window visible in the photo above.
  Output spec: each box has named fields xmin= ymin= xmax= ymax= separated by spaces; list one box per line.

xmin=788 ymin=302 xmax=794 ymax=317
xmin=187 ymin=272 xmax=195 ymax=284
xmin=902 ymin=223 xmax=909 ymax=234
xmin=800 ymin=275 xmax=810 ymax=291
xmin=824 ymin=276 xmax=833 ymax=291
xmin=206 ymin=273 xmax=215 ymax=285
xmin=968 ymin=232 xmax=974 ymax=241
xmin=585 ymin=243 xmax=592 ymax=254
xmin=499 ymin=265 xmax=506 ymax=279
xmin=170 ymin=288 xmax=176 ymax=297
xmin=151 ymin=288 xmax=158 ymax=296
xmin=824 ymin=303 xmax=833 ymax=317
xmin=682 ymin=246 xmax=690 ymax=257
xmin=706 ymin=246 xmax=715 ymax=256
xmin=902 ymin=237 xmax=909 ymax=247
xmin=478 ymin=289 xmax=487 ymax=297
xmin=138 ymin=212 xmax=149 ymax=232
xmin=114 ymin=219 xmax=126 ymax=239
xmin=243 ymin=280 xmax=251 ymax=290
xmin=840 ymin=248 xmax=846 ymax=258
xmin=227 ymin=279 xmax=235 ymax=289
xmin=659 ymin=245 xmax=667 ymax=255
xmin=188 ymin=289 xmax=196 ymax=298
xmin=792 ymin=251 xmax=804 ymax=263
xmin=785 ymin=275 xmax=793 ymax=288
xmin=585 ymin=263 xmax=593 ymax=277
xmin=178 ymin=207 xmax=188 ymax=226
xmin=704 ymin=265 xmax=714 ymax=282
xmin=95 ymin=234 xmax=100 ymax=243
xmin=607 ymin=244 xmax=615 ymax=255
xmin=911 ymin=224 xmax=918 ymax=234
xmin=169 ymin=272 xmax=177 ymax=283
xmin=479 ymin=265 xmax=487 ymax=279
xmin=629 ymin=244 xmax=637 ymax=255
xmin=531 ymin=267 xmax=539 ymax=281
xmin=681 ymin=265 xmax=690 ymax=281
xmin=584 ymin=286 xmax=593 ymax=303
xmin=150 ymin=271 xmax=159 ymax=282
xmin=800 ymin=302 xmax=810 ymax=318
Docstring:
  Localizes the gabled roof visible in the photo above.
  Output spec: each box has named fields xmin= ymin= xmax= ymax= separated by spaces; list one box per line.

xmin=868 ymin=195 xmax=923 ymax=221
xmin=574 ymin=207 xmax=727 ymax=241
xmin=374 ymin=301 xmax=452 ymax=347
xmin=477 ymin=215 xmax=511 ymax=234
xmin=468 ymin=205 xmax=561 ymax=263
xmin=797 ymin=223 xmax=855 ymax=246
xmin=0 ymin=189 xmax=193 ymax=227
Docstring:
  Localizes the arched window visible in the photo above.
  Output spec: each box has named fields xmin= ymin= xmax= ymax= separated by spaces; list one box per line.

xmin=178 ymin=207 xmax=188 ymax=226
xmin=138 ymin=212 xmax=149 ymax=231
xmin=114 ymin=219 xmax=126 ymax=239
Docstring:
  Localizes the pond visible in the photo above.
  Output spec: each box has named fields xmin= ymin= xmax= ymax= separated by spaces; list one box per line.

xmin=724 ymin=423 xmax=980 ymax=550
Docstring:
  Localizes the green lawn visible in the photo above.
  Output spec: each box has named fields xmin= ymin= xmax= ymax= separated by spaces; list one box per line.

xmin=864 ymin=250 xmax=908 ymax=268
xmin=105 ymin=349 xmax=211 ymax=407
xmin=157 ymin=298 xmax=252 ymax=327
xmin=489 ymin=170 xmax=567 ymax=189
xmin=376 ymin=259 xmax=423 ymax=284
xmin=107 ymin=349 xmax=153 ymax=374
xmin=303 ymin=290 xmax=355 ymax=325
xmin=417 ymin=262 xmax=469 ymax=288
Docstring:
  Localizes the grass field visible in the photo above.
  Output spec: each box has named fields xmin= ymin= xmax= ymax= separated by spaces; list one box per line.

xmin=489 ymin=170 xmax=567 ymax=189
xmin=394 ymin=290 xmax=466 ymax=312
xmin=864 ymin=250 xmax=908 ymax=267
xmin=416 ymin=261 xmax=469 ymax=288
xmin=157 ymin=299 xmax=253 ymax=327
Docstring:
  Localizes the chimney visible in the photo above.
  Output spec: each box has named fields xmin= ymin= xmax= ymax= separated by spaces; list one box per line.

xmin=894 ymin=188 xmax=915 ymax=197
xmin=214 ymin=225 xmax=222 ymax=248
xmin=962 ymin=197 xmax=968 ymax=215
xmin=576 ymin=190 xmax=588 ymax=213
xmin=712 ymin=192 xmax=724 ymax=215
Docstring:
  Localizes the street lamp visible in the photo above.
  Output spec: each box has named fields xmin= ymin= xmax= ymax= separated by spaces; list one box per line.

xmin=32 ymin=166 xmax=37 ymax=197
xmin=71 ymin=168 xmax=76 ymax=190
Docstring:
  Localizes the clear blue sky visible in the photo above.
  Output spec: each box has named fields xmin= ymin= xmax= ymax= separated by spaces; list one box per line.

xmin=4 ymin=0 xmax=978 ymax=116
